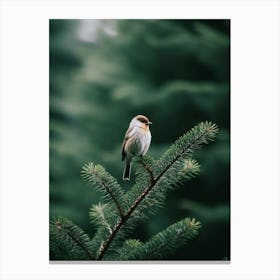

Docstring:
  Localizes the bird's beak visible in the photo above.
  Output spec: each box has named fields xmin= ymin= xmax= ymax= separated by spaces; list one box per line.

xmin=148 ymin=121 xmax=152 ymax=125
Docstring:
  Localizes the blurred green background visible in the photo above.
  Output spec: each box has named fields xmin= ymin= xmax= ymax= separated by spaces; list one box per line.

xmin=50 ymin=19 xmax=230 ymax=260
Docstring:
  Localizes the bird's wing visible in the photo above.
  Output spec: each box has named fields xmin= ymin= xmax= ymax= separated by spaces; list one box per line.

xmin=121 ymin=126 xmax=136 ymax=161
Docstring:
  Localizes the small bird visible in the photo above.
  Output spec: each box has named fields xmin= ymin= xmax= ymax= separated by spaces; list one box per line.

xmin=121 ymin=115 xmax=152 ymax=181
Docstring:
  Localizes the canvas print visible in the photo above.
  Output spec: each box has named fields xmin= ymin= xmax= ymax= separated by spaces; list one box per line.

xmin=49 ymin=19 xmax=230 ymax=261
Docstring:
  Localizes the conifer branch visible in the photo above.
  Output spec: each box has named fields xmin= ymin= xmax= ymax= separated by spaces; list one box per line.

xmin=50 ymin=122 xmax=218 ymax=260
xmin=99 ymin=179 xmax=124 ymax=219
xmin=96 ymin=122 xmax=218 ymax=260
xmin=81 ymin=163 xmax=125 ymax=218
xmin=65 ymin=229 xmax=95 ymax=260
xmin=118 ymin=218 xmax=201 ymax=260
xmin=89 ymin=203 xmax=113 ymax=234
xmin=50 ymin=218 xmax=95 ymax=260
xmin=139 ymin=157 xmax=155 ymax=183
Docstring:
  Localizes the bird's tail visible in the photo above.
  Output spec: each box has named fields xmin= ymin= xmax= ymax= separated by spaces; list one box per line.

xmin=123 ymin=158 xmax=132 ymax=181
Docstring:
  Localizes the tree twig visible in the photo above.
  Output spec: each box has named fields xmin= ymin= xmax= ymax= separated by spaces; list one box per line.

xmin=94 ymin=172 xmax=125 ymax=219
xmin=65 ymin=230 xmax=95 ymax=260
xmin=55 ymin=220 xmax=95 ymax=260
xmin=96 ymin=130 xmax=208 ymax=260
xmin=139 ymin=158 xmax=155 ymax=183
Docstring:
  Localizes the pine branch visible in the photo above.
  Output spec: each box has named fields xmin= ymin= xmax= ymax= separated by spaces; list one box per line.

xmin=96 ymin=121 xmax=218 ymax=260
xmin=155 ymin=121 xmax=218 ymax=180
xmin=139 ymin=156 xmax=155 ymax=183
xmin=50 ymin=121 xmax=218 ymax=260
xmin=117 ymin=218 xmax=201 ymax=260
xmin=50 ymin=217 xmax=95 ymax=260
xmin=97 ymin=159 xmax=199 ymax=260
xmin=89 ymin=203 xmax=113 ymax=234
xmin=81 ymin=163 xmax=125 ymax=218
xmin=115 ymin=239 xmax=144 ymax=260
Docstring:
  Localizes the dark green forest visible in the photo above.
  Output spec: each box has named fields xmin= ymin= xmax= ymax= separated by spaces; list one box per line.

xmin=50 ymin=19 xmax=230 ymax=260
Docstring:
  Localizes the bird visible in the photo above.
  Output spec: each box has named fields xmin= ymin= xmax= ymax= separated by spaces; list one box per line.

xmin=121 ymin=115 xmax=152 ymax=181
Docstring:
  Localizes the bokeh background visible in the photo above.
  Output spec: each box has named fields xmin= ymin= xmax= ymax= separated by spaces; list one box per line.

xmin=50 ymin=19 xmax=230 ymax=260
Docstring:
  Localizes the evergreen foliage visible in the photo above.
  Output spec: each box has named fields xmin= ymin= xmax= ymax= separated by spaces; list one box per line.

xmin=117 ymin=218 xmax=201 ymax=260
xmin=50 ymin=19 xmax=230 ymax=260
xmin=81 ymin=163 xmax=125 ymax=218
xmin=50 ymin=121 xmax=218 ymax=260
xmin=50 ymin=217 xmax=95 ymax=260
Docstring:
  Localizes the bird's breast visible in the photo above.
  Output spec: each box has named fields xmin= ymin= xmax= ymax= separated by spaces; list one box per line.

xmin=125 ymin=128 xmax=151 ymax=156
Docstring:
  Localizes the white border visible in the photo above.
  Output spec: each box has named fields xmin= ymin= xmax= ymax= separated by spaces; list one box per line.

xmin=1 ymin=0 xmax=279 ymax=279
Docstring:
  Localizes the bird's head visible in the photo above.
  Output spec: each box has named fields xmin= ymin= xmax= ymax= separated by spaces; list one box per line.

xmin=130 ymin=115 xmax=152 ymax=130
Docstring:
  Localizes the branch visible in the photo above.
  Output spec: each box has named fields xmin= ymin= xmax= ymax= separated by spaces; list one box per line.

xmin=96 ymin=122 xmax=218 ymax=260
xmin=96 ymin=175 xmax=124 ymax=219
xmin=118 ymin=218 xmax=201 ymax=260
xmin=65 ymin=228 xmax=95 ymax=260
xmin=81 ymin=164 xmax=125 ymax=219
xmin=139 ymin=158 xmax=155 ymax=183
xmin=51 ymin=218 xmax=95 ymax=260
